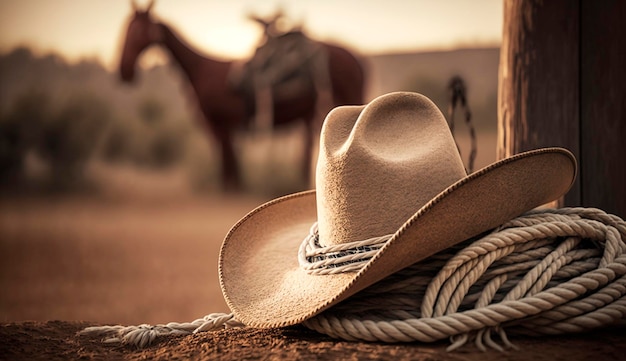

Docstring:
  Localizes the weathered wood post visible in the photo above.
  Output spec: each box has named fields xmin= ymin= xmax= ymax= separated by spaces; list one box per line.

xmin=498 ymin=0 xmax=626 ymax=217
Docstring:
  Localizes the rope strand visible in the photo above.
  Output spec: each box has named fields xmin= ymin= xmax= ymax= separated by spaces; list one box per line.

xmin=79 ymin=313 xmax=243 ymax=347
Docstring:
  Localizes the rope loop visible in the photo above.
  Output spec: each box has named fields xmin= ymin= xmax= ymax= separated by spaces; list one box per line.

xmin=303 ymin=207 xmax=626 ymax=350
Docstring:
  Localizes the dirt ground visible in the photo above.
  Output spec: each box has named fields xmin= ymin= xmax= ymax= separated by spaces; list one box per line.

xmin=1 ymin=321 xmax=625 ymax=360
xmin=0 ymin=191 xmax=263 ymax=325
xmin=1 ymin=165 xmax=625 ymax=360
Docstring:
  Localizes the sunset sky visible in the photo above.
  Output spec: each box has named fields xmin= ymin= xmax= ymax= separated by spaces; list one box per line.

xmin=0 ymin=0 xmax=503 ymax=69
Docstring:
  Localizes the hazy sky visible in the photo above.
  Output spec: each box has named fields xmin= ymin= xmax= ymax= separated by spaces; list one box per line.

xmin=0 ymin=0 xmax=502 ymax=69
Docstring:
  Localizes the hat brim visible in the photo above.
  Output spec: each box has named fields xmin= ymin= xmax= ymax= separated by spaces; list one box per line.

xmin=219 ymin=148 xmax=576 ymax=328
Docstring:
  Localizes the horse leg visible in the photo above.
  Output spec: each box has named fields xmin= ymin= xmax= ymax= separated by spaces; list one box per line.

xmin=302 ymin=113 xmax=316 ymax=187
xmin=219 ymin=133 xmax=242 ymax=192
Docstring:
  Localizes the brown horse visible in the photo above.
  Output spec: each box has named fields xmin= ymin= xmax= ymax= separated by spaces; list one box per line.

xmin=119 ymin=4 xmax=365 ymax=191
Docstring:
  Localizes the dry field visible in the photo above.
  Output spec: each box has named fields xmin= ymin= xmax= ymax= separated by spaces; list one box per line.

xmin=0 ymin=190 xmax=268 ymax=326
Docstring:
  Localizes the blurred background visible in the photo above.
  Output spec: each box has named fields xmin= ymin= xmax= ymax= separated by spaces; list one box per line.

xmin=0 ymin=0 xmax=502 ymax=325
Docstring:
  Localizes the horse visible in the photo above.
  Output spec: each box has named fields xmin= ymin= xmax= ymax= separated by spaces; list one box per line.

xmin=119 ymin=2 xmax=365 ymax=191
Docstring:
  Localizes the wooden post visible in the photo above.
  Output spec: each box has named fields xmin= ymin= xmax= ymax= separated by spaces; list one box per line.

xmin=498 ymin=0 xmax=626 ymax=217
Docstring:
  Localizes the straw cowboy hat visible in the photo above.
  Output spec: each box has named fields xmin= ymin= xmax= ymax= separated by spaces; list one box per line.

xmin=219 ymin=91 xmax=576 ymax=328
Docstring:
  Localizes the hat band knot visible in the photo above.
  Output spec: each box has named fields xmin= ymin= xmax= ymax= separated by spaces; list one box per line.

xmin=298 ymin=223 xmax=391 ymax=275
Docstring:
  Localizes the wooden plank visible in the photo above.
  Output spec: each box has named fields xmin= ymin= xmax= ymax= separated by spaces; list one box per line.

xmin=580 ymin=0 xmax=626 ymax=217
xmin=498 ymin=0 xmax=581 ymax=206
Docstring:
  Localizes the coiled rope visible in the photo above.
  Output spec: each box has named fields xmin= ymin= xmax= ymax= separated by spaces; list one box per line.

xmin=80 ymin=207 xmax=626 ymax=351
xmin=303 ymin=207 xmax=626 ymax=350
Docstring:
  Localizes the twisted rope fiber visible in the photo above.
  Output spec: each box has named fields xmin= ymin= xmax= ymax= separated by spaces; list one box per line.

xmin=80 ymin=208 xmax=626 ymax=350
xmin=80 ymin=313 xmax=245 ymax=348
xmin=302 ymin=207 xmax=626 ymax=351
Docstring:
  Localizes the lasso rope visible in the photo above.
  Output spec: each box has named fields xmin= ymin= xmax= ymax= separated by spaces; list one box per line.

xmin=303 ymin=207 xmax=626 ymax=350
xmin=80 ymin=208 xmax=626 ymax=351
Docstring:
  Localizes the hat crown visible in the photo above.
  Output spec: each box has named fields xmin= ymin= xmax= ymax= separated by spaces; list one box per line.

xmin=316 ymin=92 xmax=467 ymax=246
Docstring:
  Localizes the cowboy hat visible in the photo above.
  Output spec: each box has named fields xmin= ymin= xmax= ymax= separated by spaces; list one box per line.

xmin=219 ymin=92 xmax=576 ymax=328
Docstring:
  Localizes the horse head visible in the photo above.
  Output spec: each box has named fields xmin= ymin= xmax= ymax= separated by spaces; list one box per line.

xmin=119 ymin=0 xmax=160 ymax=82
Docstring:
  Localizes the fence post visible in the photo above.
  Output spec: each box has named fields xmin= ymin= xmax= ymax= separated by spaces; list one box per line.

xmin=498 ymin=0 xmax=626 ymax=217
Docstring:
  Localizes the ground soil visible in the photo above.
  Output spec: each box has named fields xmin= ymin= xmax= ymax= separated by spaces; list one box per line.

xmin=1 ymin=321 xmax=625 ymax=360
